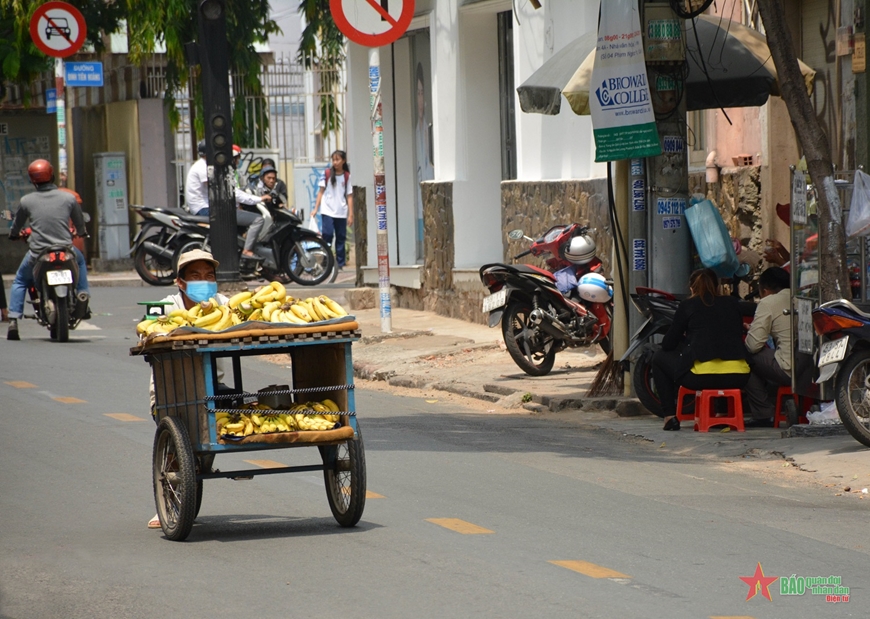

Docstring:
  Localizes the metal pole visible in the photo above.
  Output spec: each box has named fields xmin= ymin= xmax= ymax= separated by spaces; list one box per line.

xmin=370 ymin=48 xmax=392 ymax=333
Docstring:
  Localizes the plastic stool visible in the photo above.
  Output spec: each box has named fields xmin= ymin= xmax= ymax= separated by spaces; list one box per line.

xmin=675 ymin=386 xmax=697 ymax=422
xmin=773 ymin=386 xmax=809 ymax=428
xmin=694 ymin=389 xmax=745 ymax=432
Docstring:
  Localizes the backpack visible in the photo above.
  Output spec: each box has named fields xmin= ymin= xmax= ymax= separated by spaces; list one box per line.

xmin=324 ymin=167 xmax=349 ymax=186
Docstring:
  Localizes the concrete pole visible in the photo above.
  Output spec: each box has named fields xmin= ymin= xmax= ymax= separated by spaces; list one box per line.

xmin=369 ymin=48 xmax=392 ymax=333
xmin=611 ymin=159 xmax=632 ymax=396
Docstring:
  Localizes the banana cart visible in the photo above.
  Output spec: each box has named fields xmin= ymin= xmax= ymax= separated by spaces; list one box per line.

xmin=130 ymin=319 xmax=365 ymax=541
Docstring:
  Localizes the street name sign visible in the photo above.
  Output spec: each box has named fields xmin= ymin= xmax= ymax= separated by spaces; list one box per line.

xmin=330 ymin=0 xmax=415 ymax=47
xmin=65 ymin=61 xmax=104 ymax=87
xmin=30 ymin=1 xmax=87 ymax=58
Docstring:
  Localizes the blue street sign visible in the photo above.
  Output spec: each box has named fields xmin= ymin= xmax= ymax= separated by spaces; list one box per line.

xmin=46 ymin=88 xmax=57 ymax=113
xmin=64 ymin=61 xmax=103 ymax=87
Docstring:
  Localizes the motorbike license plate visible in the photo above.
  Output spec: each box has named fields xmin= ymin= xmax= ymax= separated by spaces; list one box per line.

xmin=818 ymin=337 xmax=849 ymax=366
xmin=46 ymin=269 xmax=73 ymax=286
xmin=482 ymin=289 xmax=507 ymax=312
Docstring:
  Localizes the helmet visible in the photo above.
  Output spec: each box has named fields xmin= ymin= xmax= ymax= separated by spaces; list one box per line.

xmin=197 ymin=140 xmax=206 ymax=155
xmin=28 ymin=159 xmax=53 ymax=184
xmin=564 ymin=233 xmax=597 ymax=265
xmin=577 ymin=273 xmax=612 ymax=303
xmin=232 ymin=144 xmax=242 ymax=156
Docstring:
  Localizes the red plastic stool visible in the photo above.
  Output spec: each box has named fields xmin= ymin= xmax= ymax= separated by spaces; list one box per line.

xmin=675 ymin=386 xmax=698 ymax=423
xmin=694 ymin=389 xmax=745 ymax=432
xmin=773 ymin=386 xmax=809 ymax=428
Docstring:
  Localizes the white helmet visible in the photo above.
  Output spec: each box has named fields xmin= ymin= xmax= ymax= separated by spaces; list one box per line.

xmin=577 ymin=273 xmax=612 ymax=303
xmin=564 ymin=234 xmax=597 ymax=264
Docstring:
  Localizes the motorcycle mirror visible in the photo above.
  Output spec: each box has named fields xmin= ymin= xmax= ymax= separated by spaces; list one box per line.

xmin=508 ymin=229 xmax=524 ymax=240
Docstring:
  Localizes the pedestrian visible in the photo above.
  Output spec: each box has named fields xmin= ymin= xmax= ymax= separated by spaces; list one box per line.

xmin=651 ymin=268 xmax=751 ymax=431
xmin=312 ymin=150 xmax=353 ymax=270
xmin=185 ymin=141 xmax=209 ymax=216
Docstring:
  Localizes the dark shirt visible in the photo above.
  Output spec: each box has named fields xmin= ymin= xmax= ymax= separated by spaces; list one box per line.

xmin=11 ymin=184 xmax=85 ymax=254
xmin=661 ymin=295 xmax=749 ymax=376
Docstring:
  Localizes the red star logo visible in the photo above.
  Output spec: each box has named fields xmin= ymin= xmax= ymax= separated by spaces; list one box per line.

xmin=739 ymin=562 xmax=778 ymax=601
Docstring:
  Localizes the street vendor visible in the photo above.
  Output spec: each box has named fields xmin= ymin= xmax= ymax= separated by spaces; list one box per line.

xmin=147 ymin=249 xmax=228 ymax=529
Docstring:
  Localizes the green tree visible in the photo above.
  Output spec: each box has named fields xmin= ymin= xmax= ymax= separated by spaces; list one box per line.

xmin=297 ymin=0 xmax=344 ymax=137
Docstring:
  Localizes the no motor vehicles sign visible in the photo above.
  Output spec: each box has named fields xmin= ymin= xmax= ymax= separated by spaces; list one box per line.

xmin=330 ymin=0 xmax=415 ymax=47
xmin=30 ymin=1 xmax=87 ymax=58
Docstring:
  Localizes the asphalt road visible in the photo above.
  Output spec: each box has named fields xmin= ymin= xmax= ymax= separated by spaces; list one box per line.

xmin=0 ymin=286 xmax=866 ymax=619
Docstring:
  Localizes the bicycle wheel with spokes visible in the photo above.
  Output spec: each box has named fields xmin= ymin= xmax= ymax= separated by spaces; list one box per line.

xmin=152 ymin=417 xmax=197 ymax=541
xmin=320 ymin=431 xmax=366 ymax=527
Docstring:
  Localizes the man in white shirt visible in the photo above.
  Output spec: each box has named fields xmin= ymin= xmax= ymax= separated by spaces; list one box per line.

xmin=184 ymin=141 xmax=209 ymax=216
xmin=744 ymin=267 xmax=793 ymax=424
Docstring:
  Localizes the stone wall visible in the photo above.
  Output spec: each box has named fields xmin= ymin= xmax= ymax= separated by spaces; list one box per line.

xmin=501 ymin=179 xmax=611 ymax=275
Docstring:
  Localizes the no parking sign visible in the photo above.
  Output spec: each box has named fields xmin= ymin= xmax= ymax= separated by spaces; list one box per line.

xmin=329 ymin=0 xmax=415 ymax=47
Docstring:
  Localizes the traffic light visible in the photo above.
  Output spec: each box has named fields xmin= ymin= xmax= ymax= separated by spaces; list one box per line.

xmin=198 ymin=0 xmax=232 ymax=167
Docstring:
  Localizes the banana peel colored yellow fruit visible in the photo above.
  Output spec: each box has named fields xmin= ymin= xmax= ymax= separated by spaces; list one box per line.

xmin=136 ymin=283 xmax=351 ymax=337
xmin=215 ymin=398 xmax=344 ymax=437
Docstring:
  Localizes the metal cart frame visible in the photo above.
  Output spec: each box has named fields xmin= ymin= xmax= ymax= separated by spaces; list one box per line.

xmin=133 ymin=324 xmax=365 ymax=541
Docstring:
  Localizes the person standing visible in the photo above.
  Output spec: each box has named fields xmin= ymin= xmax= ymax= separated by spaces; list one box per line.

xmin=185 ymin=141 xmax=209 ymax=216
xmin=7 ymin=159 xmax=90 ymax=340
xmin=312 ymin=150 xmax=353 ymax=270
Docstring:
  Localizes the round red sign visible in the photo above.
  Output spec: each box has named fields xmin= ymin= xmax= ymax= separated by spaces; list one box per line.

xmin=30 ymin=1 xmax=87 ymax=58
xmin=329 ymin=0 xmax=415 ymax=48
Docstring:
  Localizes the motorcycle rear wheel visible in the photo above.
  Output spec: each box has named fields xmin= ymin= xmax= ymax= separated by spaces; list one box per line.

xmin=501 ymin=301 xmax=557 ymax=376
xmin=632 ymin=346 xmax=663 ymax=417
xmin=50 ymin=296 xmax=70 ymax=343
xmin=282 ymin=238 xmax=335 ymax=286
xmin=133 ymin=234 xmax=175 ymax=286
xmin=834 ymin=349 xmax=870 ymax=448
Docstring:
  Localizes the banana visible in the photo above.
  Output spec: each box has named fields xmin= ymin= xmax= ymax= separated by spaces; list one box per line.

xmin=271 ymin=280 xmax=286 ymax=300
xmin=231 ymin=312 xmax=242 ymax=326
xmin=194 ymin=308 xmax=223 ymax=328
xmin=320 ymin=295 xmax=348 ymax=317
xmin=224 ymin=422 xmax=245 ymax=432
xmin=186 ymin=304 xmax=203 ymax=321
xmin=168 ymin=309 xmax=188 ymax=319
xmin=136 ymin=318 xmax=153 ymax=334
xmin=321 ymin=398 xmax=340 ymax=413
xmin=243 ymin=418 xmax=254 ymax=436
xmin=262 ymin=301 xmax=282 ymax=321
xmin=309 ymin=402 xmax=330 ymax=413
xmin=250 ymin=413 xmax=263 ymax=426
xmin=309 ymin=297 xmax=330 ymax=321
xmin=237 ymin=301 xmax=254 ymax=316
xmin=248 ymin=308 xmax=263 ymax=321
xmin=252 ymin=285 xmax=278 ymax=304
xmin=290 ymin=303 xmax=312 ymax=322
xmin=211 ymin=306 xmax=233 ymax=331
xmin=228 ymin=290 xmax=252 ymax=309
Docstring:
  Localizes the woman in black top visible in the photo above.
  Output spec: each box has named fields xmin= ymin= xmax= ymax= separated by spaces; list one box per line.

xmin=652 ymin=269 xmax=750 ymax=430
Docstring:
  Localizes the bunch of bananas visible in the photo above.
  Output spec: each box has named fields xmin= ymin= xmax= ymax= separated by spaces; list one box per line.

xmin=136 ymin=280 xmax=350 ymax=337
xmin=215 ymin=398 xmax=343 ymax=437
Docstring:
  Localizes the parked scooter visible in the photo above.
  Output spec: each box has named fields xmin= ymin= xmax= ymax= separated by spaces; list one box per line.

xmin=172 ymin=199 xmax=335 ymax=285
xmin=813 ymin=299 xmax=870 ymax=447
xmin=129 ymin=204 xmax=187 ymax=286
xmin=479 ymin=224 xmax=613 ymax=376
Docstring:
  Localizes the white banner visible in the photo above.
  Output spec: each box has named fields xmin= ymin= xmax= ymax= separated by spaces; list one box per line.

xmin=590 ymin=0 xmax=661 ymax=162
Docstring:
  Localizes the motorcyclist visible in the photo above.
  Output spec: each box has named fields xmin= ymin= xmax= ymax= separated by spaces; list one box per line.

xmin=249 ymin=165 xmax=289 ymax=211
xmin=231 ymin=145 xmax=272 ymax=259
xmin=7 ymin=159 xmax=90 ymax=341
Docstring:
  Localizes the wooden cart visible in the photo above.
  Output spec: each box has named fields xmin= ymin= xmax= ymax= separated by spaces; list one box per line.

xmin=131 ymin=321 xmax=365 ymax=541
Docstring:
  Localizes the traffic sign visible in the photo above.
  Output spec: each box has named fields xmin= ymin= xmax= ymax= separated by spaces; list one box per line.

xmin=30 ymin=1 xmax=87 ymax=58
xmin=329 ymin=0 xmax=415 ymax=48
xmin=65 ymin=61 xmax=103 ymax=87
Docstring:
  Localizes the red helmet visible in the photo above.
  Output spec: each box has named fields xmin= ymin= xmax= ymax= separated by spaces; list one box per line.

xmin=28 ymin=159 xmax=54 ymax=184
xmin=232 ymin=144 xmax=242 ymax=156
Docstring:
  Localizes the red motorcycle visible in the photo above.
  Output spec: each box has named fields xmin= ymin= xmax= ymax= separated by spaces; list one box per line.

xmin=479 ymin=224 xmax=613 ymax=376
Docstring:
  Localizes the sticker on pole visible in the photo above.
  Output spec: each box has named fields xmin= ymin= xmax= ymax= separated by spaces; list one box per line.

xmin=329 ymin=0 xmax=415 ymax=48
xmin=30 ymin=1 xmax=87 ymax=58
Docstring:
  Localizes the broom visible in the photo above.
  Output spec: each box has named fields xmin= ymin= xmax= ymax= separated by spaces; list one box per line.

xmin=586 ymin=351 xmax=624 ymax=397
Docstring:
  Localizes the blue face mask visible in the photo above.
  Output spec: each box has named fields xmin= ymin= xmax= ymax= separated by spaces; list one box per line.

xmin=184 ymin=280 xmax=218 ymax=304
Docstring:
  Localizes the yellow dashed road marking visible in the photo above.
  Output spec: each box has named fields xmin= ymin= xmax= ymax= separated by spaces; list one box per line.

xmin=5 ymin=381 xmax=36 ymax=388
xmin=366 ymin=491 xmax=385 ymax=499
xmin=244 ymin=459 xmax=286 ymax=469
xmin=426 ymin=518 xmax=494 ymax=534
xmin=104 ymin=413 xmax=147 ymax=422
xmin=550 ymin=560 xmax=630 ymax=579
xmin=53 ymin=397 xmax=86 ymax=404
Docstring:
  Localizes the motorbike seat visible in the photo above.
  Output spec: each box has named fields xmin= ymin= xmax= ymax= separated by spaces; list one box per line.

xmin=510 ymin=264 xmax=556 ymax=280
xmin=178 ymin=213 xmax=210 ymax=224
xmin=821 ymin=299 xmax=870 ymax=320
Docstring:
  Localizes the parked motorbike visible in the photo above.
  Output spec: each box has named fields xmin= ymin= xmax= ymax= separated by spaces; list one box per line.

xmin=813 ymin=299 xmax=870 ymax=447
xmin=172 ymin=198 xmax=335 ymax=286
xmin=479 ymin=224 xmax=613 ymax=376
xmin=10 ymin=229 xmax=90 ymax=342
xmin=129 ymin=204 xmax=187 ymax=286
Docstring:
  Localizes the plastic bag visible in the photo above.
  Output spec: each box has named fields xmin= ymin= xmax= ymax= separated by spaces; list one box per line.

xmin=684 ymin=198 xmax=740 ymax=278
xmin=806 ymin=401 xmax=841 ymax=425
xmin=305 ymin=215 xmax=320 ymax=234
xmin=846 ymin=169 xmax=870 ymax=237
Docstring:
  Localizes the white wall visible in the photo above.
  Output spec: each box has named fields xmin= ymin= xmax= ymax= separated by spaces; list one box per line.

xmin=513 ymin=0 xmax=603 ymax=181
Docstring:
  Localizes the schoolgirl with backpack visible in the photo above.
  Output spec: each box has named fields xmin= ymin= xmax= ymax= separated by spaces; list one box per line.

xmin=313 ymin=150 xmax=353 ymax=270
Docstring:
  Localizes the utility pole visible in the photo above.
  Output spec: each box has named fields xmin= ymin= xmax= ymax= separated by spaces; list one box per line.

xmin=196 ymin=0 xmax=239 ymax=284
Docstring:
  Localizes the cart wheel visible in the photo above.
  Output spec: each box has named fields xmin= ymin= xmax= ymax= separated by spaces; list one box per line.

xmin=320 ymin=432 xmax=367 ymax=527
xmin=152 ymin=417 xmax=197 ymax=541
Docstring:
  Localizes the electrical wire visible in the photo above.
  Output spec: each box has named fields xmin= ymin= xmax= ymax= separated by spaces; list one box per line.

xmin=669 ymin=0 xmax=715 ymax=19
xmin=690 ymin=17 xmax=732 ymax=125
xmin=606 ymin=162 xmax=631 ymax=332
